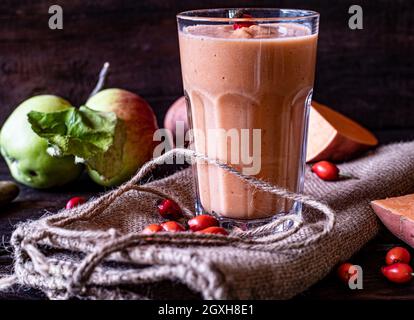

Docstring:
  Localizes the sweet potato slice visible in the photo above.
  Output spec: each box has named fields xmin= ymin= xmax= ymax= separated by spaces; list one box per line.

xmin=306 ymin=101 xmax=378 ymax=162
xmin=371 ymin=194 xmax=414 ymax=248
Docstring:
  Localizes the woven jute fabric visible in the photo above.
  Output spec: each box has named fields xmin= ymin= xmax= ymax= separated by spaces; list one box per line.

xmin=2 ymin=142 xmax=414 ymax=300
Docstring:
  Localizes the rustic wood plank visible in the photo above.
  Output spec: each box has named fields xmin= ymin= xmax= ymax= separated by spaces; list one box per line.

xmin=0 ymin=0 xmax=413 ymax=130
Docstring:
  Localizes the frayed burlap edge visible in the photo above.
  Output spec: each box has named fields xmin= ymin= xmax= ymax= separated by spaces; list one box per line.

xmin=0 ymin=148 xmax=337 ymax=299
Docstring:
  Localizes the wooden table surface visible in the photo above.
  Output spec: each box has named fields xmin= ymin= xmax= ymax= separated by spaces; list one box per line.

xmin=1 ymin=130 xmax=414 ymax=300
xmin=0 ymin=0 xmax=413 ymax=300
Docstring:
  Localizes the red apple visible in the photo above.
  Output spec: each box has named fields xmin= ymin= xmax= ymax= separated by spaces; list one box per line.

xmin=163 ymin=96 xmax=188 ymax=147
xmin=86 ymin=88 xmax=159 ymax=186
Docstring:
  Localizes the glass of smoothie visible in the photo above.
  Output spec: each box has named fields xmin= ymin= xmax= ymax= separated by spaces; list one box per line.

xmin=177 ymin=8 xmax=319 ymax=229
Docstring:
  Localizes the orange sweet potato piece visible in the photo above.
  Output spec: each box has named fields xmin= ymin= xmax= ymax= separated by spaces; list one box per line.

xmin=371 ymin=194 xmax=414 ymax=248
xmin=306 ymin=101 xmax=378 ymax=163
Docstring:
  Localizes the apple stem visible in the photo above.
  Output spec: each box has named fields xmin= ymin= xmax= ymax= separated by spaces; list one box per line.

xmin=89 ymin=62 xmax=110 ymax=98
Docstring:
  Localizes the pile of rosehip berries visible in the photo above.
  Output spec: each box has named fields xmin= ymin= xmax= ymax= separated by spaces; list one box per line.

xmin=142 ymin=199 xmax=228 ymax=235
xmin=338 ymin=246 xmax=414 ymax=285
xmin=65 ymin=196 xmax=228 ymax=235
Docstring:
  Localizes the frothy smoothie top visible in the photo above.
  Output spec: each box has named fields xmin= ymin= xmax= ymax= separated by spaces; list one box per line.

xmin=182 ymin=24 xmax=312 ymax=39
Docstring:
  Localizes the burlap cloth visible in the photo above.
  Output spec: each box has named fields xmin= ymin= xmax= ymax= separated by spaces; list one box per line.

xmin=1 ymin=142 xmax=414 ymax=300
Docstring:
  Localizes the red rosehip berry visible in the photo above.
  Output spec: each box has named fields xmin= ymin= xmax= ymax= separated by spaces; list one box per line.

xmin=311 ymin=161 xmax=340 ymax=181
xmin=157 ymin=199 xmax=182 ymax=219
xmin=337 ymin=262 xmax=358 ymax=284
xmin=188 ymin=215 xmax=219 ymax=232
xmin=197 ymin=226 xmax=228 ymax=235
xmin=381 ymin=263 xmax=413 ymax=284
xmin=233 ymin=14 xmax=254 ymax=30
xmin=385 ymin=247 xmax=411 ymax=265
xmin=161 ymin=221 xmax=186 ymax=232
xmin=66 ymin=196 xmax=86 ymax=209
xmin=142 ymin=224 xmax=163 ymax=234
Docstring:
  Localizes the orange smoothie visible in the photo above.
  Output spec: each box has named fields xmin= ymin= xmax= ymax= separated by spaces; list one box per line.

xmin=178 ymin=23 xmax=318 ymax=220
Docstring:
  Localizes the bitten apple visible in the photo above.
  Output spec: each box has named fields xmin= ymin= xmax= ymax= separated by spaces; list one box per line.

xmin=85 ymin=88 xmax=159 ymax=186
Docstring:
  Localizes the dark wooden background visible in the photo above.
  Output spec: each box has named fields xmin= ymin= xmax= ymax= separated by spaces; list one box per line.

xmin=0 ymin=0 xmax=413 ymax=138
xmin=0 ymin=0 xmax=414 ymax=300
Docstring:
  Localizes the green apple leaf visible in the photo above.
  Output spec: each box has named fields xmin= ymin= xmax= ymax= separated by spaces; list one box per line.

xmin=28 ymin=106 xmax=126 ymax=179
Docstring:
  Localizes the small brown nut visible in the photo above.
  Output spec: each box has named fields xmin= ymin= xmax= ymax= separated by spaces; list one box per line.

xmin=0 ymin=181 xmax=19 ymax=208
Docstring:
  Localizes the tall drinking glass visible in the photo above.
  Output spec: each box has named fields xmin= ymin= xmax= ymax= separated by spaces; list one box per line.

xmin=177 ymin=8 xmax=319 ymax=229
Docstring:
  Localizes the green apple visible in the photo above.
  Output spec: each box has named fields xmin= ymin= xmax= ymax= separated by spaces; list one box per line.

xmin=0 ymin=95 xmax=83 ymax=188
xmin=85 ymin=88 xmax=159 ymax=186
